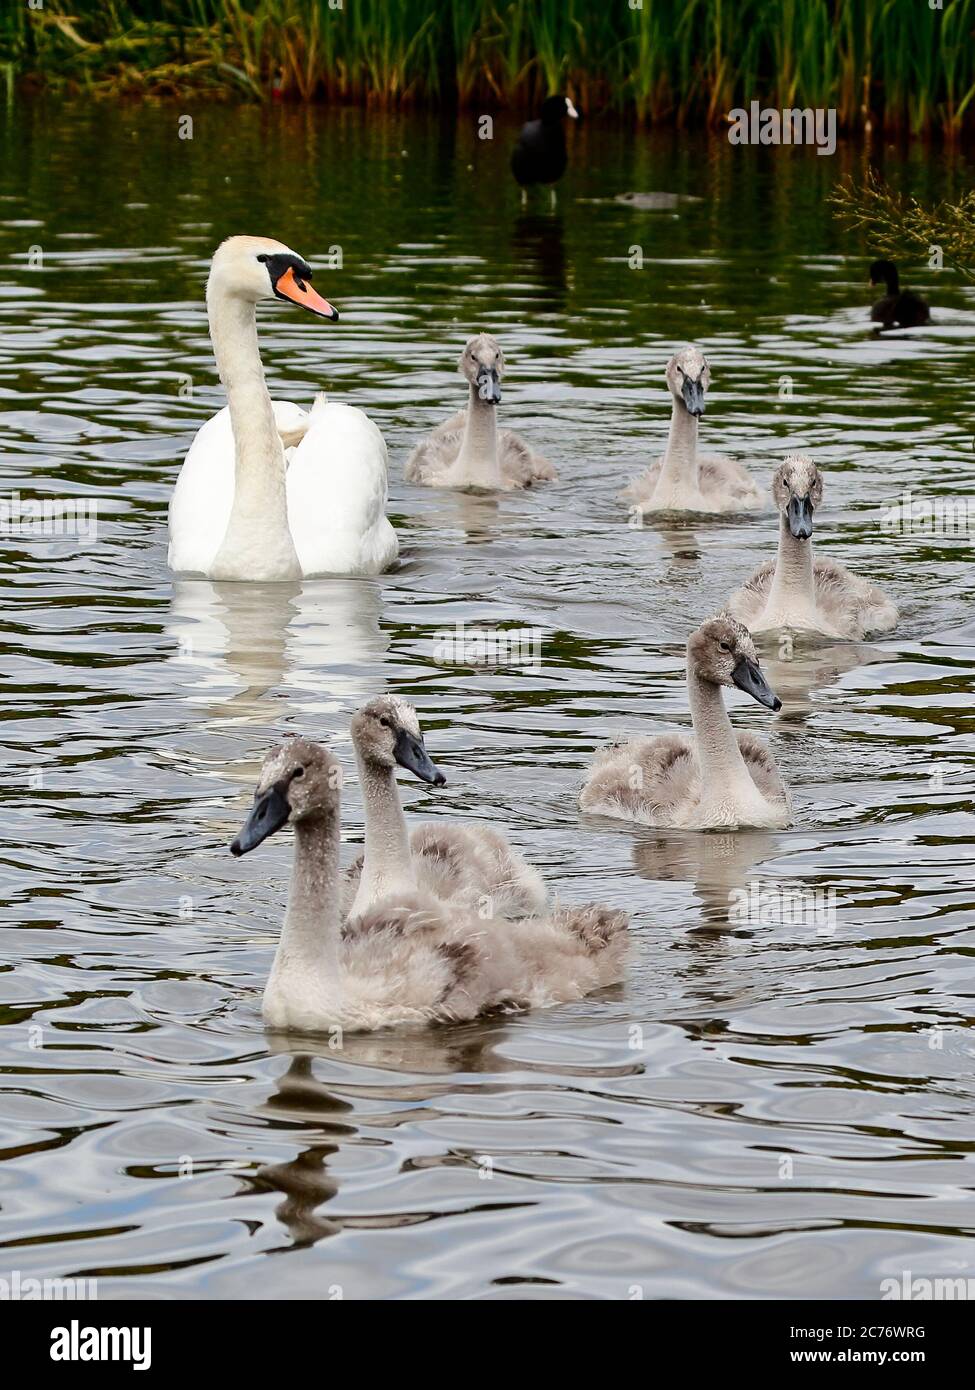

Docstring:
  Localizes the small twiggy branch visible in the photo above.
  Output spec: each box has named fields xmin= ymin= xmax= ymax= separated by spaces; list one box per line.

xmin=829 ymin=169 xmax=975 ymax=284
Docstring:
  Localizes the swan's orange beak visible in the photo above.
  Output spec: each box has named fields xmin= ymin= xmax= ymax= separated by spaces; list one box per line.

xmin=274 ymin=264 xmax=339 ymax=321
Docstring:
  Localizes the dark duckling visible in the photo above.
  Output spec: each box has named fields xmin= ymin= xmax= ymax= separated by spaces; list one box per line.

xmin=869 ymin=259 xmax=930 ymax=329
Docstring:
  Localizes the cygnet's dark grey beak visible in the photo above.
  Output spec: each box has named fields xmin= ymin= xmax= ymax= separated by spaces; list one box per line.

xmin=732 ymin=657 xmax=782 ymax=712
xmin=231 ymin=781 xmax=292 ymax=856
xmin=681 ymin=375 xmax=706 ymax=417
xmin=475 ymin=366 xmax=502 ymax=405
xmin=787 ymin=494 xmax=814 ymax=540
xmin=393 ymin=728 xmax=447 ymax=786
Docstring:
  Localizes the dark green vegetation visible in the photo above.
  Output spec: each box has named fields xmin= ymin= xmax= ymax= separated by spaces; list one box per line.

xmin=3 ymin=0 xmax=975 ymax=136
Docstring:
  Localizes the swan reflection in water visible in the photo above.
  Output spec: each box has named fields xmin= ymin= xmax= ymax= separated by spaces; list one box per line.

xmin=167 ymin=577 xmax=390 ymax=735
xmin=651 ymin=524 xmax=703 ymax=582
xmin=252 ymin=1055 xmax=350 ymax=1245
xmin=633 ymin=829 xmax=778 ymax=932
xmin=248 ymin=1025 xmax=512 ymax=1248
xmin=759 ymin=639 xmax=889 ymax=718
xmin=411 ymin=488 xmax=502 ymax=546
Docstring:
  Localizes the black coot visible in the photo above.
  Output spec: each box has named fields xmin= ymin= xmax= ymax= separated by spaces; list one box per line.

xmin=511 ymin=95 xmax=578 ymax=197
xmin=869 ymin=259 xmax=930 ymax=329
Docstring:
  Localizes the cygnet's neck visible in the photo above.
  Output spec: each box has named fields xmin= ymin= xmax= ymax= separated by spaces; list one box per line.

xmin=687 ymin=666 xmax=752 ymax=786
xmin=657 ymin=397 xmax=700 ymax=493
xmin=447 ymin=383 xmax=502 ymax=489
xmin=768 ymin=513 xmax=815 ymax=607
xmin=274 ymin=809 xmax=342 ymax=983
xmin=351 ymin=751 xmax=417 ymax=916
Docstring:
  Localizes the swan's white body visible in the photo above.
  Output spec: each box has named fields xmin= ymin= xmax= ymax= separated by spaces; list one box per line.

xmin=167 ymin=236 xmax=397 ymax=581
xmin=169 ymin=397 xmax=397 ymax=578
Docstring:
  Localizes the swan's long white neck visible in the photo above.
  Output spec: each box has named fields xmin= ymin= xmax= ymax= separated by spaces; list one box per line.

xmin=272 ymin=810 xmax=342 ymax=986
xmin=207 ymin=285 xmax=300 ymax=580
xmin=768 ymin=513 xmax=815 ymax=607
xmin=447 ymin=384 xmax=502 ymax=489
xmin=687 ymin=666 xmax=752 ymax=786
xmin=657 ymin=397 xmax=700 ymax=493
xmin=351 ymin=752 xmax=417 ymax=916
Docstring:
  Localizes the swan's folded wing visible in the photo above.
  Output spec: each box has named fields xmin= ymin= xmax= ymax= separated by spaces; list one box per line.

xmin=404 ymin=410 xmax=467 ymax=484
xmin=498 ymin=429 xmax=557 ymax=488
xmin=726 ymin=558 xmax=776 ymax=625
xmin=697 ymin=454 xmax=764 ymax=509
xmin=619 ymin=460 xmax=662 ymax=505
xmin=736 ymin=732 xmax=791 ymax=809
xmin=274 ymin=398 xmax=311 ymax=451
xmin=478 ymin=906 xmax=629 ymax=1009
xmin=813 ymin=557 xmax=898 ymax=637
xmin=580 ymin=733 xmax=698 ymax=825
xmin=344 ymin=893 xmax=451 ymax=942
xmin=905 ymin=293 xmax=930 ymax=326
xmin=410 ymin=820 xmax=549 ymax=920
xmin=168 ymin=405 xmax=237 ymax=575
xmin=287 ymin=401 xmax=397 ymax=576
xmin=547 ymin=903 xmax=629 ymax=987
xmin=340 ymin=896 xmax=486 ymax=1026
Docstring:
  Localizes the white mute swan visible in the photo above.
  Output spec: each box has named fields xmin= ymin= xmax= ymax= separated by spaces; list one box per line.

xmin=230 ymin=737 xmax=629 ymax=1033
xmin=342 ymin=695 xmax=548 ymax=921
xmin=405 ymin=334 xmax=555 ymax=491
xmin=621 ymin=346 xmax=763 ymax=515
xmin=168 ymin=236 xmax=397 ymax=581
xmin=726 ymin=456 xmax=898 ymax=639
xmin=580 ymin=615 xmax=791 ymax=830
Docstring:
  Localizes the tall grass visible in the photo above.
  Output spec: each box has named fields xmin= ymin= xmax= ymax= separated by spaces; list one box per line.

xmin=3 ymin=0 xmax=975 ymax=135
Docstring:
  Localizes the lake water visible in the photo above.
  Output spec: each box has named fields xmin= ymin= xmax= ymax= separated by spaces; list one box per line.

xmin=1 ymin=101 xmax=974 ymax=1300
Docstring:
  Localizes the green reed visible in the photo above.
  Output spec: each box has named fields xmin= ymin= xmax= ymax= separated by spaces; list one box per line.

xmin=3 ymin=0 xmax=975 ymax=135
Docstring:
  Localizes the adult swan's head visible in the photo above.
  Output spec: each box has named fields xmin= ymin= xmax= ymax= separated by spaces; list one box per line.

xmin=206 ymin=235 xmax=340 ymax=322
